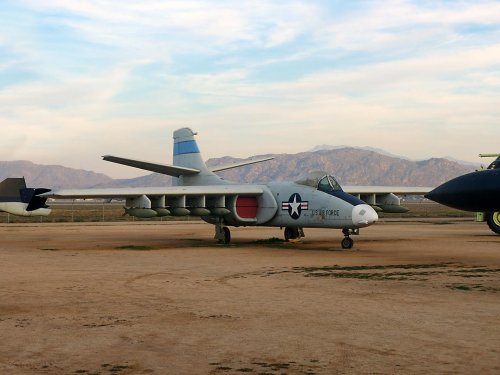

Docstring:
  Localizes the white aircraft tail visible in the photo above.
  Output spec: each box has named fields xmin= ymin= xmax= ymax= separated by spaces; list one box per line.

xmin=103 ymin=127 xmax=273 ymax=186
xmin=0 ymin=177 xmax=51 ymax=216
xmin=172 ymin=128 xmax=224 ymax=186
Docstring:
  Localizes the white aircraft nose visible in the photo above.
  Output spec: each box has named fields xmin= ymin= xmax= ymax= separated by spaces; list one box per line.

xmin=352 ymin=204 xmax=378 ymax=227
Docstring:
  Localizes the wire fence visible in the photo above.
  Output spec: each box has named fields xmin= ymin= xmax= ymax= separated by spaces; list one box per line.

xmin=0 ymin=201 xmax=473 ymax=224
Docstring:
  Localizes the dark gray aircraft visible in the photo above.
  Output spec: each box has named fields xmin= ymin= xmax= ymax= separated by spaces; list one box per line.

xmin=425 ymin=154 xmax=500 ymax=234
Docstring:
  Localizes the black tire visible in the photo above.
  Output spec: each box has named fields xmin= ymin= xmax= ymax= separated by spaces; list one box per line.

xmin=341 ymin=237 xmax=354 ymax=249
xmin=222 ymin=227 xmax=231 ymax=244
xmin=486 ymin=212 xmax=500 ymax=235
xmin=284 ymin=227 xmax=299 ymax=241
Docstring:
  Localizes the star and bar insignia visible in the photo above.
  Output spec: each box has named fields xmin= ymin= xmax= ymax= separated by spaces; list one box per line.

xmin=282 ymin=193 xmax=309 ymax=220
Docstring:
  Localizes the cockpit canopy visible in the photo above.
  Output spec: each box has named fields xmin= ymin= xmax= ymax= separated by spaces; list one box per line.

xmin=487 ymin=156 xmax=500 ymax=170
xmin=295 ymin=171 xmax=343 ymax=192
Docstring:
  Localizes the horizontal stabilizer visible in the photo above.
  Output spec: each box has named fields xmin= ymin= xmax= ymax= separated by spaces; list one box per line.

xmin=211 ymin=157 xmax=274 ymax=172
xmin=25 ymin=188 xmax=51 ymax=211
xmin=102 ymin=155 xmax=200 ymax=177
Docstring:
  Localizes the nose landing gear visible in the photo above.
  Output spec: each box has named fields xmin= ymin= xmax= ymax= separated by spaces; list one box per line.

xmin=341 ymin=228 xmax=356 ymax=249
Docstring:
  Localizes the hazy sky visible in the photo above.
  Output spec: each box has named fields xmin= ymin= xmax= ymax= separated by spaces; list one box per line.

xmin=1 ymin=0 xmax=499 ymax=178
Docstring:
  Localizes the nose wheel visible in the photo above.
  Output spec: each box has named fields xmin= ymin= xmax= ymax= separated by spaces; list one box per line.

xmin=341 ymin=228 xmax=354 ymax=249
xmin=341 ymin=236 xmax=354 ymax=249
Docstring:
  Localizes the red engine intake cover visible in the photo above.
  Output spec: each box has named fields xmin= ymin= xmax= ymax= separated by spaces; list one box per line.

xmin=236 ymin=197 xmax=258 ymax=219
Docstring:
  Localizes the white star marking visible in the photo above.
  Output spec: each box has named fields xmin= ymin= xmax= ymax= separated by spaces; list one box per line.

xmin=289 ymin=195 xmax=301 ymax=217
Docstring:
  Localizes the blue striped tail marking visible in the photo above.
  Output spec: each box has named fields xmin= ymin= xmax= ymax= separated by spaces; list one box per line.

xmin=174 ymin=140 xmax=200 ymax=156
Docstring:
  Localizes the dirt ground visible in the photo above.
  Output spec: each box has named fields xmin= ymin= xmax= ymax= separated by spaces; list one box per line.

xmin=0 ymin=219 xmax=499 ymax=375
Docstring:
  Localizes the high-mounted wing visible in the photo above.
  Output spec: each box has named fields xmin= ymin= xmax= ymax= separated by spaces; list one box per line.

xmin=102 ymin=155 xmax=200 ymax=177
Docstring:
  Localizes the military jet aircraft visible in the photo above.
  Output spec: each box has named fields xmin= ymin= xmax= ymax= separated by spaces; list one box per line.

xmin=425 ymin=154 xmax=500 ymax=234
xmin=25 ymin=127 xmax=432 ymax=248
xmin=2 ymin=128 xmax=431 ymax=248
xmin=0 ymin=177 xmax=51 ymax=217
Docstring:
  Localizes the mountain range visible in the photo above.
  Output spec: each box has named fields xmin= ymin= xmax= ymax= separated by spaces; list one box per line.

xmin=0 ymin=147 xmax=475 ymax=190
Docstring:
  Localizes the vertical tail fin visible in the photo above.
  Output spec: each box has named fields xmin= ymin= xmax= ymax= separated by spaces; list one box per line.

xmin=172 ymin=128 xmax=222 ymax=186
xmin=173 ymin=128 xmax=210 ymax=172
xmin=0 ymin=178 xmax=27 ymax=200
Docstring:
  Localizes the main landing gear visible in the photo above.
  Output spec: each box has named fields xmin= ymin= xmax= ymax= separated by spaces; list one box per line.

xmin=486 ymin=211 xmax=500 ymax=235
xmin=214 ymin=218 xmax=231 ymax=244
xmin=284 ymin=227 xmax=305 ymax=241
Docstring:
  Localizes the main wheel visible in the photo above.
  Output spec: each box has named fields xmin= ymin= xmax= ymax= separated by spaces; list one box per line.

xmin=284 ymin=227 xmax=300 ymax=241
xmin=486 ymin=212 xmax=500 ymax=235
xmin=284 ymin=227 xmax=294 ymax=241
xmin=222 ymin=227 xmax=231 ymax=244
xmin=341 ymin=237 xmax=354 ymax=249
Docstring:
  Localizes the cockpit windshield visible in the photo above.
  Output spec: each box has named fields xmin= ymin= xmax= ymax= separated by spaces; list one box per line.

xmin=295 ymin=171 xmax=343 ymax=192
xmin=317 ymin=175 xmax=343 ymax=192
xmin=487 ymin=156 xmax=500 ymax=170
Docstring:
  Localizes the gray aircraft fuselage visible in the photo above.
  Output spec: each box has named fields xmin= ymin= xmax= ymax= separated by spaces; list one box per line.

xmin=171 ymin=128 xmax=378 ymax=245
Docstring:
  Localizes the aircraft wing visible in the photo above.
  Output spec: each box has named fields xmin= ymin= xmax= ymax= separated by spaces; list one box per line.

xmin=342 ymin=186 xmax=433 ymax=213
xmin=45 ymin=185 xmax=265 ymax=199
xmin=343 ymin=186 xmax=432 ymax=195
xmin=43 ymin=184 xmax=269 ymax=222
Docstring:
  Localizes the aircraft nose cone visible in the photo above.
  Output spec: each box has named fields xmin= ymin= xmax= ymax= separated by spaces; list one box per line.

xmin=352 ymin=204 xmax=378 ymax=227
xmin=425 ymin=169 xmax=500 ymax=211
xmin=424 ymin=185 xmax=449 ymax=205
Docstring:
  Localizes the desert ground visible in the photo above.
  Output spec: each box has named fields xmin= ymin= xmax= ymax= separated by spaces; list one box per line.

xmin=0 ymin=219 xmax=499 ymax=374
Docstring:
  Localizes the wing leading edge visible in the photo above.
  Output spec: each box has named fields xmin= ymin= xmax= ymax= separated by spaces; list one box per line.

xmin=344 ymin=186 xmax=432 ymax=195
